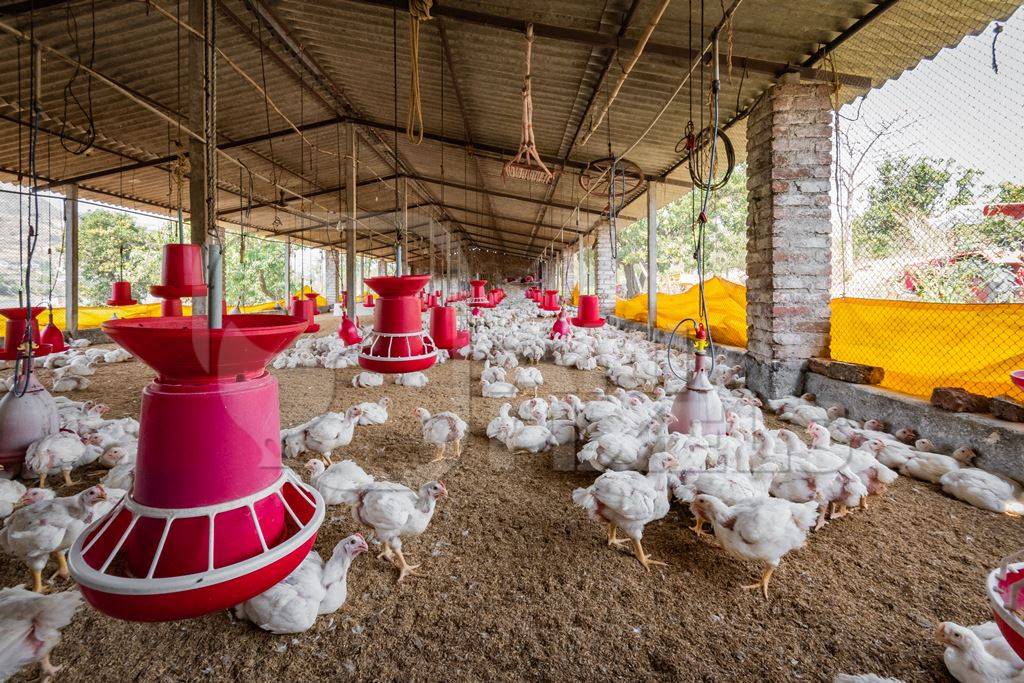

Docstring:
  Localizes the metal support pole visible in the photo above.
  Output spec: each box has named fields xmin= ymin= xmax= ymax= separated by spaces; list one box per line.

xmin=189 ymin=0 xmax=216 ymax=315
xmin=345 ymin=123 xmax=357 ymax=318
xmin=207 ymin=243 xmax=223 ymax=329
xmin=646 ymin=182 xmax=658 ymax=339
xmin=63 ymin=184 xmax=78 ymax=336
xmin=284 ymin=236 xmax=292 ymax=306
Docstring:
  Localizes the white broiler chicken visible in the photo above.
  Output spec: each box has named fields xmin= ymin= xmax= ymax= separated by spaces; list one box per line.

xmin=900 ymin=446 xmax=976 ymax=484
xmin=337 ymin=467 xmax=447 ymax=582
xmin=481 ymin=379 xmax=518 ymax=398
xmin=939 ymin=468 xmax=1024 ymax=515
xmin=576 ymin=432 xmax=647 ymax=472
xmin=690 ymin=493 xmax=818 ymax=598
xmin=415 ymin=408 xmax=468 ymax=462
xmin=395 ymin=371 xmax=429 ymax=388
xmin=936 ymin=620 xmax=1024 ymax=683
xmin=778 ymin=403 xmax=845 ymax=427
xmin=513 ymin=366 xmax=544 ymax=396
xmin=101 ymin=460 xmax=135 ymax=491
xmin=496 ymin=423 xmax=559 ymax=454
xmin=354 ymin=398 xmax=390 ymax=426
xmin=486 ymin=402 xmax=523 ymax=440
xmin=304 ymin=407 xmax=362 ymax=465
xmin=480 ymin=360 xmax=506 ymax=384
xmin=234 ymin=534 xmax=368 ymax=634
xmin=0 ymin=473 xmax=27 ymax=519
xmin=0 ymin=486 xmax=110 ymax=592
xmin=0 ymin=586 xmax=83 ymax=682
xmin=518 ymin=397 xmax=549 ymax=425
xmin=572 ymin=452 xmax=676 ymax=570
xmin=305 ymin=459 xmax=375 ymax=506
xmin=351 ymin=371 xmax=384 ymax=388
xmin=24 ymin=433 xmax=94 ymax=488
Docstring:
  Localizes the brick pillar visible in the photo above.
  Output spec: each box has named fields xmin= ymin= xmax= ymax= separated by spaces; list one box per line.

xmin=593 ymin=222 xmax=616 ymax=314
xmin=744 ymin=75 xmax=833 ymax=399
xmin=325 ymin=250 xmax=340 ymax=306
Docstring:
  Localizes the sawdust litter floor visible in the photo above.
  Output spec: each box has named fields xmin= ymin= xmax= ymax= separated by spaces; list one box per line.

xmin=4 ymin=314 xmax=1021 ymax=682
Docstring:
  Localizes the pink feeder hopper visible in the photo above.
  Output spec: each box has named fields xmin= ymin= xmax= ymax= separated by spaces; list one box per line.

xmin=549 ymin=312 xmax=572 ymax=340
xmin=0 ymin=371 xmax=58 ymax=478
xmin=69 ymin=314 xmax=323 ymax=622
xmin=540 ymin=289 xmax=561 ymax=312
xmin=40 ymin=319 xmax=66 ymax=354
xmin=107 ymin=281 xmax=137 ymax=306
xmin=429 ymin=305 xmax=469 ymax=351
xmin=1012 ymin=370 xmax=1024 ymax=392
xmin=468 ymin=279 xmax=491 ymax=307
xmin=572 ymin=294 xmax=606 ymax=328
xmin=290 ymin=297 xmax=319 ymax=334
xmin=988 ymin=552 xmax=1024 ymax=660
xmin=363 ymin=293 xmax=375 ymax=308
xmin=358 ymin=275 xmax=437 ymax=374
xmin=668 ymin=349 xmax=727 ymax=436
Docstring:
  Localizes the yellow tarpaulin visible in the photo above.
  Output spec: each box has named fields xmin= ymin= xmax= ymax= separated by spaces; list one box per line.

xmin=614 ymin=278 xmax=1024 ymax=400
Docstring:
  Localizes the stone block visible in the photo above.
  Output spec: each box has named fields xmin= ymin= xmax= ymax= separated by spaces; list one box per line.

xmin=808 ymin=358 xmax=884 ymax=385
xmin=930 ymin=387 xmax=992 ymax=413
xmin=992 ymin=395 xmax=1024 ymax=423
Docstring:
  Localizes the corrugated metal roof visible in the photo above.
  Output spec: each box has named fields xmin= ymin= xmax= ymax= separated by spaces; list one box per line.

xmin=0 ymin=0 xmax=1017 ymax=260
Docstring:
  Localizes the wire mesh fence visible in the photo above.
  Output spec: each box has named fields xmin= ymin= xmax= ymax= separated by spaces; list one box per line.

xmin=827 ymin=4 xmax=1024 ymax=399
xmin=0 ymin=183 xmax=67 ymax=309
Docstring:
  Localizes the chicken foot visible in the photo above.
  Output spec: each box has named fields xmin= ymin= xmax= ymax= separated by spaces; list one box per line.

xmin=606 ymin=525 xmax=628 ymax=547
xmin=39 ymin=652 xmax=62 ymax=683
xmin=630 ymin=539 xmax=666 ymax=571
xmin=62 ymin=469 xmax=78 ymax=487
xmin=31 ymin=569 xmax=50 ymax=594
xmin=393 ymin=548 xmax=420 ymax=582
xmin=741 ymin=565 xmax=775 ymax=599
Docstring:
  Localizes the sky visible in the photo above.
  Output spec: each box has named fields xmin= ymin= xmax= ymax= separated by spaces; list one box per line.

xmin=841 ymin=6 xmax=1024 ymax=194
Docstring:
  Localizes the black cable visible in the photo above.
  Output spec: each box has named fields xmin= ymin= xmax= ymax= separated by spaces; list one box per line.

xmin=59 ymin=0 xmax=96 ymax=155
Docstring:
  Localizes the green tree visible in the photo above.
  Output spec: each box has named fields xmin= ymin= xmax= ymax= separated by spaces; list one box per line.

xmin=851 ymin=156 xmax=978 ymax=258
xmin=223 ymin=232 xmax=286 ymax=306
xmin=78 ymin=210 xmax=164 ymax=305
xmin=617 ymin=163 xmax=748 ymax=294
xmin=953 ymin=181 xmax=1024 ymax=251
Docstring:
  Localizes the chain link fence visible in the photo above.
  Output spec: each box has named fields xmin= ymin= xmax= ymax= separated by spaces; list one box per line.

xmin=0 ymin=183 xmax=67 ymax=309
xmin=828 ymin=5 xmax=1024 ymax=399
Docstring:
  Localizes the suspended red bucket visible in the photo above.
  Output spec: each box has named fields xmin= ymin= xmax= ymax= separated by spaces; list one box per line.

xmin=429 ymin=305 xmax=468 ymax=351
xmin=290 ymin=297 xmax=319 ymax=334
xmin=160 ymin=298 xmax=183 ymax=317
xmin=107 ymin=281 xmax=137 ymax=306
xmin=70 ymin=314 xmax=322 ymax=622
xmin=540 ymin=289 xmax=561 ymax=312
xmin=364 ymin=293 xmax=375 ymax=308
xmin=358 ymin=275 xmax=437 ymax=374
xmin=0 ymin=307 xmax=51 ymax=360
xmin=40 ymin=318 xmax=66 ymax=353
xmin=571 ymin=294 xmax=606 ymax=327
xmin=150 ymin=244 xmax=208 ymax=300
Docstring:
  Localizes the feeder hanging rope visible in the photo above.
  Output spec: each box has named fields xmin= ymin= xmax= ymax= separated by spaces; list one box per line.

xmin=502 ymin=24 xmax=554 ymax=184
xmin=406 ymin=0 xmax=432 ymax=145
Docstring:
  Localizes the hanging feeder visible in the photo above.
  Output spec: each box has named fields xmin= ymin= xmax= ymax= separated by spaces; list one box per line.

xmin=358 ymin=275 xmax=437 ymax=374
xmin=0 ymin=307 xmax=52 ymax=360
xmin=540 ymin=289 xmax=561 ymax=312
xmin=289 ymin=297 xmax=319 ymax=334
xmin=501 ymin=24 xmax=554 ymax=185
xmin=150 ymin=244 xmax=209 ymax=301
xmin=467 ymin=279 xmax=491 ymax=307
xmin=364 ymin=293 xmax=375 ymax=308
xmin=571 ymin=294 xmax=606 ymax=328
xmin=107 ymin=281 xmax=137 ymax=306
xmin=68 ymin=314 xmax=322 ymax=622
xmin=40 ymin=316 xmax=66 ymax=354
xmin=429 ymin=305 xmax=469 ymax=351
xmin=0 ymin=370 xmax=58 ymax=478
xmin=338 ymin=311 xmax=363 ymax=346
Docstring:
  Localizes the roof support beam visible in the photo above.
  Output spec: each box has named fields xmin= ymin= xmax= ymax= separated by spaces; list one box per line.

xmin=408 ymin=174 xmax=604 ymax=214
xmin=428 ymin=202 xmax=586 ymax=234
xmin=343 ymin=0 xmax=873 ymax=88
xmin=216 ymin=174 xmax=399 ymax=216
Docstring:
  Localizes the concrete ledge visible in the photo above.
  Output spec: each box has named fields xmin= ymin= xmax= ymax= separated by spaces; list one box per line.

xmin=805 ymin=373 xmax=1024 ymax=484
xmin=744 ymin=356 xmax=807 ymax=400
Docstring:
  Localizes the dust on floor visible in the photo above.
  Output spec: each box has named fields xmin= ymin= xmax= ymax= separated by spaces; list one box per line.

xmin=5 ymin=314 xmax=1019 ymax=682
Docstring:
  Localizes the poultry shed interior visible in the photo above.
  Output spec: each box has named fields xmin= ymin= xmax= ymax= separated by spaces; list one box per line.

xmin=1 ymin=0 xmax=1024 ymax=681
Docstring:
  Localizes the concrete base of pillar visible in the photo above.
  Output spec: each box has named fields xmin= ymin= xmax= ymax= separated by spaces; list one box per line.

xmin=744 ymin=355 xmax=807 ymax=400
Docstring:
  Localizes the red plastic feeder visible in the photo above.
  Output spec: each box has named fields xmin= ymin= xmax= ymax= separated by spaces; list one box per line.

xmin=363 ymin=293 xmax=375 ymax=308
xmin=339 ymin=311 xmax=363 ymax=346
xmin=40 ymin=317 xmax=66 ymax=354
xmin=429 ymin=306 xmax=469 ymax=351
xmin=290 ymin=297 xmax=319 ymax=334
xmin=550 ymin=311 xmax=572 ymax=340
xmin=540 ymin=290 xmax=562 ymax=312
xmin=988 ymin=551 xmax=1024 ymax=660
xmin=571 ymin=294 xmax=606 ymax=327
xmin=0 ymin=307 xmax=51 ymax=360
xmin=358 ymin=275 xmax=437 ymax=374
xmin=1012 ymin=370 xmax=1024 ymax=393
xmin=68 ymin=314 xmax=324 ymax=622
xmin=468 ymin=279 xmax=491 ymax=308
xmin=107 ymin=281 xmax=137 ymax=306
xmin=149 ymin=244 xmax=208 ymax=300
xmin=160 ymin=299 xmax=183 ymax=317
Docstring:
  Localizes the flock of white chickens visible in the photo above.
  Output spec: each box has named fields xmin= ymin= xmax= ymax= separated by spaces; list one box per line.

xmin=0 ymin=292 xmax=1021 ymax=682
